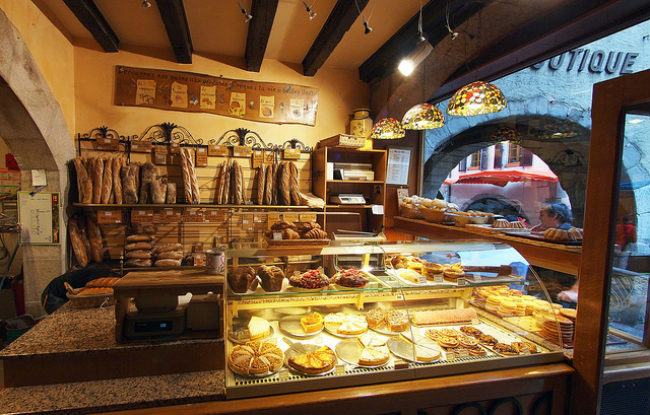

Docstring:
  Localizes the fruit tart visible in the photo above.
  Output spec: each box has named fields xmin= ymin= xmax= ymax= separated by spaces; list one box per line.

xmin=331 ymin=269 xmax=369 ymax=288
xmin=288 ymin=269 xmax=330 ymax=289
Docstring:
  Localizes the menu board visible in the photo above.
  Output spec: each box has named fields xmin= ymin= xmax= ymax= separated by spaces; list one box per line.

xmin=17 ymin=192 xmax=60 ymax=245
xmin=386 ymin=148 xmax=411 ymax=185
xmin=115 ymin=66 xmax=319 ymax=126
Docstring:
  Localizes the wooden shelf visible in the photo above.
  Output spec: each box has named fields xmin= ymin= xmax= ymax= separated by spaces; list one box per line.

xmin=326 ymin=180 xmax=383 ymax=184
xmin=393 ymin=216 xmax=581 ymax=275
xmin=325 ymin=204 xmax=378 ymax=209
xmin=73 ymin=203 xmax=314 ymax=209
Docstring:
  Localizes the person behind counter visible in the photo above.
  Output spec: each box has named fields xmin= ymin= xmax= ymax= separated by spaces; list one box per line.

xmin=530 ymin=203 xmax=574 ymax=232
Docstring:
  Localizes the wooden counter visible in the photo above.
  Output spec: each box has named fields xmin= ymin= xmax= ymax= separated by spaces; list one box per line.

xmin=394 ymin=216 xmax=582 ymax=275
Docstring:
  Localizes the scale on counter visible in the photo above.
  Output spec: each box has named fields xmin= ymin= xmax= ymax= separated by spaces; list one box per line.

xmin=123 ymin=306 xmax=186 ymax=339
xmin=330 ymin=194 xmax=366 ymax=204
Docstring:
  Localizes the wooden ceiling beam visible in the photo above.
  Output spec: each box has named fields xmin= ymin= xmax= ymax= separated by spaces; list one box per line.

xmin=302 ymin=0 xmax=369 ymax=77
xmin=245 ymin=0 xmax=279 ymax=72
xmin=156 ymin=0 xmax=193 ymax=64
xmin=358 ymin=0 xmax=488 ymax=83
xmin=63 ymin=0 xmax=119 ymax=52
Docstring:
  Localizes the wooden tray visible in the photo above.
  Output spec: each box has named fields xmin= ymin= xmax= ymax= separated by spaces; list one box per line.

xmin=504 ymin=232 xmax=582 ymax=246
xmin=266 ymin=238 xmax=330 ymax=247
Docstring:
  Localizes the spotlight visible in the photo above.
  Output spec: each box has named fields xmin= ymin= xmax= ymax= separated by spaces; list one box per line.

xmin=363 ymin=17 xmax=373 ymax=34
xmin=141 ymin=0 xmax=151 ymax=8
xmin=397 ymin=39 xmax=433 ymax=76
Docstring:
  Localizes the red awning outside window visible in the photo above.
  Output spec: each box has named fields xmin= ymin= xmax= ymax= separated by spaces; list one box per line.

xmin=442 ymin=169 xmax=558 ymax=187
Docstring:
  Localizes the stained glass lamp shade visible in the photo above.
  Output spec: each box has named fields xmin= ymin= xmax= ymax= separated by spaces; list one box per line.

xmin=447 ymin=81 xmax=507 ymax=116
xmin=402 ymin=103 xmax=445 ymax=130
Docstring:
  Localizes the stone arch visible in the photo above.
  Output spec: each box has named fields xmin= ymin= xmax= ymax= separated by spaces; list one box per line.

xmin=0 ymin=8 xmax=75 ymax=315
xmin=423 ymin=114 xmax=591 ymax=226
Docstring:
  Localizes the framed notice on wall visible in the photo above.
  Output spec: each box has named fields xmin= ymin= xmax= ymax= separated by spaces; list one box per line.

xmin=386 ymin=148 xmax=411 ymax=185
xmin=17 ymin=192 xmax=60 ymax=245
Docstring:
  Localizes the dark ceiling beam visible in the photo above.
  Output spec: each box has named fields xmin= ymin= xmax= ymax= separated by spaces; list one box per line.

xmin=431 ymin=0 xmax=650 ymax=103
xmin=63 ymin=0 xmax=119 ymax=52
xmin=358 ymin=0 xmax=489 ymax=83
xmin=156 ymin=0 xmax=193 ymax=64
xmin=302 ymin=0 xmax=369 ymax=77
xmin=245 ymin=0 xmax=279 ymax=72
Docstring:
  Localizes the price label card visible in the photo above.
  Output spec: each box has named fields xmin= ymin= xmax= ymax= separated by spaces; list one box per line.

xmin=283 ymin=213 xmax=299 ymax=223
xmin=130 ymin=141 xmax=152 ymax=153
xmin=208 ymin=144 xmax=228 ymax=156
xmin=395 ymin=293 xmax=404 ymax=301
xmin=433 ymin=275 xmax=444 ymax=283
xmin=283 ymin=148 xmax=301 ymax=159
xmin=253 ymin=214 xmax=264 ymax=223
xmin=372 ymin=205 xmax=384 ymax=215
xmin=155 ymin=208 xmax=180 ymax=223
xmin=182 ymin=209 xmax=203 ymax=223
xmin=131 ymin=209 xmax=154 ymax=223
xmin=232 ymin=146 xmax=252 ymax=157
xmin=457 ymin=278 xmax=467 ymax=286
xmin=299 ymin=213 xmax=317 ymax=222
xmin=153 ymin=147 xmax=168 ymax=165
xmin=95 ymin=137 xmax=119 ymax=151
xmin=205 ymin=209 xmax=223 ymax=223
xmin=264 ymin=151 xmax=275 ymax=165
xmin=252 ymin=151 xmax=264 ymax=168
xmin=97 ymin=210 xmax=122 ymax=224
xmin=169 ymin=142 xmax=181 ymax=154
xmin=272 ymin=232 xmax=282 ymax=240
xmin=267 ymin=213 xmax=281 ymax=228
xmin=195 ymin=147 xmax=208 ymax=167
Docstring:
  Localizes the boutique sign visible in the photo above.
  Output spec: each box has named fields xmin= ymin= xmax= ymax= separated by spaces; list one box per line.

xmin=531 ymin=48 xmax=639 ymax=75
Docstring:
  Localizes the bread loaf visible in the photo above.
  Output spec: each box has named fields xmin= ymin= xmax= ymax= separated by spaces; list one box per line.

xmin=121 ymin=164 xmax=138 ymax=204
xmin=153 ymin=243 xmax=183 ymax=253
xmin=165 ymin=182 xmax=177 ymax=204
xmin=131 ymin=223 xmax=155 ymax=234
xmin=264 ymin=163 xmax=273 ymax=205
xmin=125 ymin=242 xmax=153 ymax=251
xmin=289 ymin=161 xmax=300 ymax=206
xmin=86 ymin=216 xmax=104 ymax=263
xmin=139 ymin=163 xmax=157 ymax=204
xmin=80 ymin=221 xmax=91 ymax=260
xmin=282 ymin=228 xmax=301 ymax=239
xmin=73 ymin=157 xmax=93 ymax=204
xmin=213 ymin=163 xmax=223 ymax=204
xmin=139 ymin=181 xmax=151 ymax=204
xmin=271 ymin=163 xmax=279 ymax=205
xmin=232 ymin=160 xmax=243 ymax=204
xmin=126 ymin=234 xmax=154 ymax=242
xmin=126 ymin=259 xmax=152 ymax=267
xmin=112 ymin=157 xmax=123 ymax=204
xmin=150 ymin=177 xmax=165 ymax=204
xmin=156 ymin=251 xmax=183 ymax=260
xmin=68 ymin=217 xmax=89 ymax=267
xmin=86 ymin=277 xmax=120 ymax=288
xmin=278 ymin=162 xmax=291 ymax=205
xmin=256 ymin=165 xmax=266 ymax=205
xmin=155 ymin=259 xmax=182 ymax=267
xmin=126 ymin=250 xmax=152 ymax=259
xmin=303 ymin=228 xmax=328 ymax=239
xmin=180 ymin=148 xmax=194 ymax=203
xmin=238 ymin=161 xmax=246 ymax=204
xmin=222 ymin=161 xmax=231 ymax=205
xmin=91 ymin=158 xmax=104 ymax=204
xmin=101 ymin=158 xmax=113 ymax=204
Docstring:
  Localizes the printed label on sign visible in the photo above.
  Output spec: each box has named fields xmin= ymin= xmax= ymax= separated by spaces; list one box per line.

xmin=95 ymin=138 xmax=119 ymax=151
xmin=195 ymin=147 xmax=208 ymax=166
xmin=155 ymin=209 xmax=180 ymax=223
xmin=153 ymin=147 xmax=167 ymax=165
xmin=273 ymin=232 xmax=282 ymax=240
xmin=283 ymin=148 xmax=301 ymax=159
xmin=433 ymin=275 xmax=444 ymax=283
xmin=283 ymin=213 xmax=299 ymax=223
xmin=130 ymin=141 xmax=152 ymax=153
xmin=371 ymin=205 xmax=384 ymax=215
xmin=252 ymin=151 xmax=264 ymax=168
xmin=208 ymin=144 xmax=228 ymax=156
xmin=232 ymin=146 xmax=252 ymax=157
xmin=131 ymin=210 xmax=153 ymax=223
xmin=457 ymin=278 xmax=467 ymax=286
xmin=169 ymin=142 xmax=181 ymax=154
xmin=182 ymin=209 xmax=203 ymax=222
xmin=299 ymin=213 xmax=317 ymax=222
xmin=97 ymin=210 xmax=122 ymax=224
xmin=264 ymin=151 xmax=275 ymax=165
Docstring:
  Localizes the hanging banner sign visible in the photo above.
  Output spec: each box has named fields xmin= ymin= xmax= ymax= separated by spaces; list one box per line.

xmin=114 ymin=66 xmax=319 ymax=126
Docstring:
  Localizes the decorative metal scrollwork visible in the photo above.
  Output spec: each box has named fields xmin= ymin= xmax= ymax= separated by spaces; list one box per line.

xmin=209 ymin=128 xmax=274 ymax=150
xmin=132 ymin=122 xmax=204 ymax=145
xmin=78 ymin=125 xmax=126 ymax=142
xmin=278 ymin=138 xmax=313 ymax=153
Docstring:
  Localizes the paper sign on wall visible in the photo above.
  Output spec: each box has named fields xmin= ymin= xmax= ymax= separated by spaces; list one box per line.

xmin=135 ymin=79 xmax=156 ymax=105
xmin=259 ymin=96 xmax=274 ymax=118
xmin=200 ymin=85 xmax=216 ymax=109
xmin=171 ymin=82 xmax=188 ymax=108
xmin=229 ymin=92 xmax=246 ymax=116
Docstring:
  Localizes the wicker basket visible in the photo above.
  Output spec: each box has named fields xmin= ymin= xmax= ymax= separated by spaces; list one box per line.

xmin=400 ymin=205 xmax=422 ymax=219
xmin=66 ymin=291 xmax=114 ymax=309
xmin=421 ymin=208 xmax=452 ymax=223
xmin=452 ymin=215 xmax=473 ymax=227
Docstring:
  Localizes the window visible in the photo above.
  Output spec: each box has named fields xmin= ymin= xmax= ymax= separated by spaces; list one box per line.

xmin=507 ymin=144 xmax=521 ymax=166
xmin=469 ymin=151 xmax=481 ymax=170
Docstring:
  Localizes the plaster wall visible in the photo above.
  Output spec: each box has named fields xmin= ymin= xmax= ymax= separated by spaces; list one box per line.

xmin=74 ymin=49 xmax=369 ymax=146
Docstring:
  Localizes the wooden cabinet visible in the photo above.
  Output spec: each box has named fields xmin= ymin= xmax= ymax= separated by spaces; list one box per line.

xmin=312 ymin=147 xmax=387 ymax=235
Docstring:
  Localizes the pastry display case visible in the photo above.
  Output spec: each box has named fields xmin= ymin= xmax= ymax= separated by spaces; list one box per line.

xmin=223 ymin=239 xmax=567 ymax=399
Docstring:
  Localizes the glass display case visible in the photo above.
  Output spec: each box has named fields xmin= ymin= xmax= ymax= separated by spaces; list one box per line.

xmin=223 ymin=239 xmax=566 ymax=399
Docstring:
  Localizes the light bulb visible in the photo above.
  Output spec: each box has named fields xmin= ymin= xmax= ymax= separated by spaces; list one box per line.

xmin=398 ymin=59 xmax=415 ymax=76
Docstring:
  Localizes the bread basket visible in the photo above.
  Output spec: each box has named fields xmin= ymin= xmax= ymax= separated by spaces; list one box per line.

xmin=421 ymin=208 xmax=452 ymax=223
xmin=451 ymin=214 xmax=473 ymax=227
xmin=65 ymin=282 xmax=114 ymax=309
xmin=399 ymin=205 xmax=422 ymax=219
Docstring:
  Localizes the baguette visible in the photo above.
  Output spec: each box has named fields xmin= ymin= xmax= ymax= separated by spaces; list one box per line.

xmin=121 ymin=164 xmax=138 ymax=204
xmin=214 ymin=163 xmax=223 ymax=204
xmin=86 ymin=277 xmax=121 ymax=288
xmin=278 ymin=162 xmax=291 ymax=205
xmin=222 ymin=161 xmax=231 ymax=205
xmin=91 ymin=158 xmax=104 ymax=204
xmin=100 ymin=158 xmax=113 ymax=204
xmin=232 ymin=160 xmax=243 ymax=204
xmin=86 ymin=216 xmax=104 ymax=263
xmin=68 ymin=217 xmax=89 ymax=267
xmin=289 ymin=161 xmax=300 ymax=206
xmin=181 ymin=148 xmax=200 ymax=204
xmin=180 ymin=148 xmax=193 ymax=203
xmin=125 ymin=242 xmax=153 ymax=251
xmin=256 ymin=165 xmax=266 ymax=205
xmin=264 ymin=163 xmax=273 ymax=205
xmin=112 ymin=157 xmax=123 ymax=204
xmin=271 ymin=163 xmax=279 ymax=205
xmin=238 ymin=161 xmax=246 ymax=204
xmin=73 ymin=157 xmax=93 ymax=204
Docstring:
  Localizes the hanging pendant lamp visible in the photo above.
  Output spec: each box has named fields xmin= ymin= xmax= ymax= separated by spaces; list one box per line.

xmin=370 ymin=118 xmax=405 ymax=139
xmin=447 ymin=81 xmax=507 ymax=116
xmin=402 ymin=103 xmax=445 ymax=130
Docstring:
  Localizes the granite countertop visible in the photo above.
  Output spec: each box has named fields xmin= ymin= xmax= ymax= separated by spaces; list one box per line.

xmin=0 ymin=370 xmax=225 ymax=415
xmin=0 ymin=303 xmax=219 ymax=359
